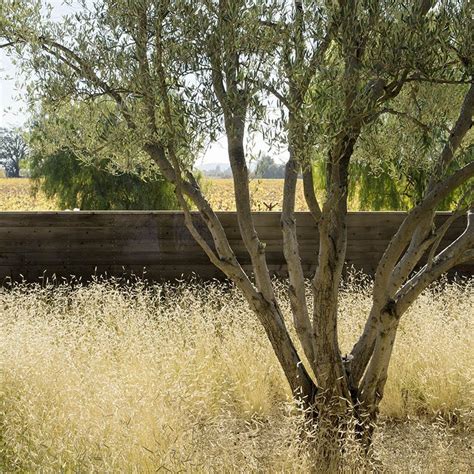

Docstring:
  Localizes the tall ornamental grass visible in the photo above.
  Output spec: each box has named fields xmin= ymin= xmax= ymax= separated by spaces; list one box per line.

xmin=1 ymin=277 xmax=472 ymax=472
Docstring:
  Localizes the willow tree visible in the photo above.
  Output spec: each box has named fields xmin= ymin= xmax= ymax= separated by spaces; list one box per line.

xmin=347 ymin=80 xmax=473 ymax=210
xmin=2 ymin=0 xmax=473 ymax=455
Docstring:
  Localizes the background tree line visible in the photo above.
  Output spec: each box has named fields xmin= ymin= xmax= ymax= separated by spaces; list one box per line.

xmin=0 ymin=121 xmax=179 ymax=210
xmin=0 ymin=123 xmax=466 ymax=211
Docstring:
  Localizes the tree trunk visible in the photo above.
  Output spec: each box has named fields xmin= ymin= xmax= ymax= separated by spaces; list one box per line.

xmin=311 ymin=135 xmax=355 ymax=400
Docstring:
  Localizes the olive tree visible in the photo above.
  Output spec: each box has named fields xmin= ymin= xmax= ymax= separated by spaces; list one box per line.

xmin=2 ymin=0 xmax=473 ymax=455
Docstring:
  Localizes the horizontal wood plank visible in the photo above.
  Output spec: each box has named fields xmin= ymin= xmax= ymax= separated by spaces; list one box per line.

xmin=0 ymin=211 xmax=471 ymax=282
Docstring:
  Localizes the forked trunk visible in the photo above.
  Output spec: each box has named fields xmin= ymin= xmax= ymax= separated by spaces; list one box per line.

xmin=311 ymin=136 xmax=355 ymax=400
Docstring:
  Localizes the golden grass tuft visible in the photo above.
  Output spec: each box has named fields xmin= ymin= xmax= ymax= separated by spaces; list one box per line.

xmin=0 ymin=178 xmax=55 ymax=211
xmin=1 ymin=277 xmax=473 ymax=472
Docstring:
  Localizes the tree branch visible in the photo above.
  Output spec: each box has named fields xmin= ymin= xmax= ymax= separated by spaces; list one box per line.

xmin=36 ymin=36 xmax=136 ymax=131
xmin=351 ymin=82 xmax=474 ymax=385
xmin=0 ymin=41 xmax=16 ymax=48
xmin=302 ymin=166 xmax=322 ymax=223
xmin=378 ymin=107 xmax=432 ymax=133
xmin=372 ymin=93 xmax=474 ymax=304
xmin=281 ymin=153 xmax=316 ymax=373
xmin=405 ymin=76 xmax=473 ymax=86
xmin=425 ymin=206 xmax=469 ymax=271
xmin=394 ymin=211 xmax=474 ymax=317
xmin=430 ymin=82 xmax=474 ymax=184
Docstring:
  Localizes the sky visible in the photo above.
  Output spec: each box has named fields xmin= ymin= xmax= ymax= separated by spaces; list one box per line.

xmin=0 ymin=52 xmax=21 ymax=128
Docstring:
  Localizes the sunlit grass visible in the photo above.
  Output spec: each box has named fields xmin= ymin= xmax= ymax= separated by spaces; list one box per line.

xmin=0 ymin=177 xmax=341 ymax=211
xmin=1 ymin=277 xmax=472 ymax=471
xmin=202 ymin=177 xmax=316 ymax=211
xmin=0 ymin=178 xmax=55 ymax=211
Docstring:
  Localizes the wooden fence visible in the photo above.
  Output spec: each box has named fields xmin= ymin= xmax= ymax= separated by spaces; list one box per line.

xmin=0 ymin=211 xmax=471 ymax=283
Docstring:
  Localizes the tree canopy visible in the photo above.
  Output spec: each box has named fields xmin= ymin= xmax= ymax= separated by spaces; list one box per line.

xmin=29 ymin=148 xmax=178 ymax=210
xmin=27 ymin=102 xmax=179 ymax=210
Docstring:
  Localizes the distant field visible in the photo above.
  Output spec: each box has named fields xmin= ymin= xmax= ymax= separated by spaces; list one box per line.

xmin=203 ymin=177 xmax=317 ymax=211
xmin=1 ymin=279 xmax=472 ymax=471
xmin=0 ymin=178 xmax=55 ymax=211
xmin=0 ymin=177 xmax=322 ymax=212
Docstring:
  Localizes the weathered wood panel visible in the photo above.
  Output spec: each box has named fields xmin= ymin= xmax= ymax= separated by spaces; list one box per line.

xmin=0 ymin=211 xmax=471 ymax=283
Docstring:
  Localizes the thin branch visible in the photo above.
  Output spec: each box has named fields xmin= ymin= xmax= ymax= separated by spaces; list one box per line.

xmin=300 ymin=31 xmax=332 ymax=98
xmin=39 ymin=37 xmax=124 ymax=104
xmin=388 ymin=206 xmax=467 ymax=293
xmin=425 ymin=206 xmax=469 ymax=271
xmin=258 ymin=19 xmax=286 ymax=31
xmin=209 ymin=61 xmax=227 ymax=107
xmin=405 ymin=76 xmax=472 ymax=86
xmin=0 ymin=41 xmax=16 ymax=48
xmin=429 ymin=83 xmax=474 ymax=184
xmin=37 ymin=36 xmax=136 ymax=130
xmin=249 ymin=78 xmax=291 ymax=109
xmin=378 ymin=107 xmax=432 ymax=133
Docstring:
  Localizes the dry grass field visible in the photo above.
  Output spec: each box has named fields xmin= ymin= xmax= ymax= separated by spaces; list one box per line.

xmin=0 ymin=177 xmax=321 ymax=211
xmin=202 ymin=178 xmax=318 ymax=211
xmin=0 ymin=178 xmax=55 ymax=211
xmin=1 ymin=278 xmax=473 ymax=472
